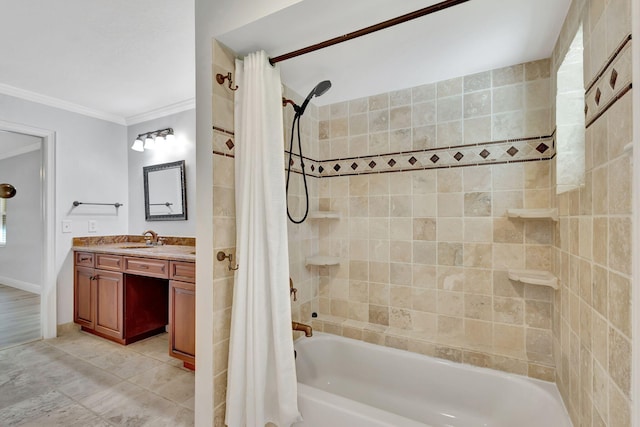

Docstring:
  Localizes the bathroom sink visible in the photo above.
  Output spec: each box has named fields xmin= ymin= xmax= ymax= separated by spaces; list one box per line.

xmin=118 ymin=245 xmax=154 ymax=249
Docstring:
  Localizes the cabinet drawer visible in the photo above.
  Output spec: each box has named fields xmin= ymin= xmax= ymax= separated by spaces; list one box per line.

xmin=95 ymin=254 xmax=123 ymax=271
xmin=123 ymin=257 xmax=169 ymax=279
xmin=75 ymin=252 xmax=94 ymax=267
xmin=170 ymin=261 xmax=195 ymax=283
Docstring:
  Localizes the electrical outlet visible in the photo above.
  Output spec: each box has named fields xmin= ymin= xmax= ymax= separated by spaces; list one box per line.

xmin=88 ymin=220 xmax=97 ymax=233
xmin=62 ymin=220 xmax=72 ymax=233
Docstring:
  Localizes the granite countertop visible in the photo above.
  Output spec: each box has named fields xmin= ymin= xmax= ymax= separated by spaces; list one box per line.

xmin=72 ymin=239 xmax=196 ymax=262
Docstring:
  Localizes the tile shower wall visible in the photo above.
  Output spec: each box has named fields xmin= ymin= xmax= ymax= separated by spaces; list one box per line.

xmin=312 ymin=59 xmax=558 ymax=380
xmin=212 ymin=40 xmax=236 ymax=427
xmin=210 ymin=41 xmax=320 ymax=426
xmin=550 ymin=0 xmax=633 ymax=425
xmin=282 ymin=86 xmax=321 ymax=330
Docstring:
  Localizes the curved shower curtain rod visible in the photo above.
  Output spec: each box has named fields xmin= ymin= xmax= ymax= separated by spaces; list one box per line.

xmin=269 ymin=0 xmax=472 ymax=65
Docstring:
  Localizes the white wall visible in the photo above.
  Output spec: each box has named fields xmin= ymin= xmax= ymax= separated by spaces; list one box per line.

xmin=0 ymin=146 xmax=42 ymax=292
xmin=0 ymin=93 xmax=129 ymax=324
xmin=127 ymin=109 xmax=196 ymax=236
xmin=210 ymin=0 xmax=302 ymax=36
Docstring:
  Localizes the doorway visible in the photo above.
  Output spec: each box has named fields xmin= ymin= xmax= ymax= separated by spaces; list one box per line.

xmin=0 ymin=121 xmax=56 ymax=344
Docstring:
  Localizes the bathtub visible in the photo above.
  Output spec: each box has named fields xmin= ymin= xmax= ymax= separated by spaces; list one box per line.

xmin=293 ymin=333 xmax=571 ymax=427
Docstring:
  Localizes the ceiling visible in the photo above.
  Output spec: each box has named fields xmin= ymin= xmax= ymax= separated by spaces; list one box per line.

xmin=0 ymin=0 xmax=195 ymax=124
xmin=218 ymin=0 xmax=572 ymax=106
xmin=0 ymin=0 xmax=570 ymax=125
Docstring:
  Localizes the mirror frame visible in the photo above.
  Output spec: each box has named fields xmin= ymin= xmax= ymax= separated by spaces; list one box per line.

xmin=143 ymin=160 xmax=187 ymax=221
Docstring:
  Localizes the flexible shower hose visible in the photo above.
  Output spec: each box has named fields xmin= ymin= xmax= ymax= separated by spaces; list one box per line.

xmin=285 ymin=112 xmax=309 ymax=224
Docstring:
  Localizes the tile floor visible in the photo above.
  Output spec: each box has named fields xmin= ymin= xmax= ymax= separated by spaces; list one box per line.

xmin=0 ymin=327 xmax=194 ymax=426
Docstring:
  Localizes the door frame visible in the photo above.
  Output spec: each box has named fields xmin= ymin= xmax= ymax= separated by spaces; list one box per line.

xmin=0 ymin=120 xmax=56 ymax=339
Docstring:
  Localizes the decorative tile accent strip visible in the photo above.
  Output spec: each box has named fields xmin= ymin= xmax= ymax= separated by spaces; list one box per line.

xmin=213 ymin=128 xmax=236 ymax=157
xmin=585 ymin=36 xmax=632 ymax=129
xmin=307 ymin=135 xmax=554 ymax=177
xmin=213 ymin=123 xmax=555 ymax=177
xmin=585 ymin=34 xmax=631 ymax=93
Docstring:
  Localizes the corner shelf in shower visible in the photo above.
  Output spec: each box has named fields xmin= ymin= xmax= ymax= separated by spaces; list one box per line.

xmin=508 ymin=269 xmax=559 ymax=290
xmin=308 ymin=211 xmax=340 ymax=220
xmin=506 ymin=208 xmax=558 ymax=221
xmin=305 ymin=255 xmax=341 ymax=266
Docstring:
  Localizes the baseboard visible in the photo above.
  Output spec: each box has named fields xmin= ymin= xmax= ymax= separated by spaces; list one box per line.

xmin=0 ymin=276 xmax=41 ymax=295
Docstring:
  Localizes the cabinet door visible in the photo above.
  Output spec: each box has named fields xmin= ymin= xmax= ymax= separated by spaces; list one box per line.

xmin=74 ymin=266 xmax=95 ymax=329
xmin=94 ymin=271 xmax=124 ymax=339
xmin=169 ymin=280 xmax=195 ymax=365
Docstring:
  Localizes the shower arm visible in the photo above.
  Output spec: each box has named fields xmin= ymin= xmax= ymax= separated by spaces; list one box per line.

xmin=282 ymin=98 xmax=298 ymax=109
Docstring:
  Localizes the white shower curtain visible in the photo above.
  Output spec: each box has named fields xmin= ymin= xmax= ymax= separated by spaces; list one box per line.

xmin=225 ymin=51 xmax=302 ymax=427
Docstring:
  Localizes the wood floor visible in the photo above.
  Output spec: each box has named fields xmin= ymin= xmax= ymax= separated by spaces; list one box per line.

xmin=0 ymin=284 xmax=41 ymax=350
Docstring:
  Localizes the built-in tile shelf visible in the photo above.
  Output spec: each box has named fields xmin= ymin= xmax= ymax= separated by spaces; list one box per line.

xmin=508 ymin=269 xmax=559 ymax=290
xmin=305 ymin=256 xmax=341 ymax=266
xmin=308 ymin=211 xmax=340 ymax=220
xmin=506 ymin=208 xmax=558 ymax=221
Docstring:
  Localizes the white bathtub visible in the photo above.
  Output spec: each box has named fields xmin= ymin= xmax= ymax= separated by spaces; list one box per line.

xmin=293 ymin=333 xmax=571 ymax=427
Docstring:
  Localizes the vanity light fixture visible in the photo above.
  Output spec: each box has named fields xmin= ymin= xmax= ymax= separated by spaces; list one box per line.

xmin=130 ymin=128 xmax=175 ymax=152
xmin=144 ymin=135 xmax=155 ymax=150
xmin=131 ymin=137 xmax=144 ymax=152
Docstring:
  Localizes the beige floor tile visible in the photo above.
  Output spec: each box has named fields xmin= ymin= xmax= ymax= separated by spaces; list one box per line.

xmin=0 ymin=330 xmax=194 ymax=426
xmin=86 ymin=347 xmax=164 ymax=379
xmin=130 ymin=364 xmax=195 ymax=404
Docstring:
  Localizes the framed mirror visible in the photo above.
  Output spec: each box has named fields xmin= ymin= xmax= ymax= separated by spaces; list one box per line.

xmin=143 ymin=160 xmax=187 ymax=221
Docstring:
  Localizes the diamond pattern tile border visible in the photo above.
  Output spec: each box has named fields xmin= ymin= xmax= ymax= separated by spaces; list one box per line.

xmin=305 ymin=134 xmax=555 ymax=177
xmin=213 ymin=120 xmax=555 ymax=179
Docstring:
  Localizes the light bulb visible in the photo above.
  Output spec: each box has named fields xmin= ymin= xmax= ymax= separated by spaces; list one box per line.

xmin=165 ymin=133 xmax=176 ymax=143
xmin=131 ymin=138 xmax=144 ymax=152
xmin=144 ymin=135 xmax=155 ymax=150
xmin=154 ymin=135 xmax=166 ymax=149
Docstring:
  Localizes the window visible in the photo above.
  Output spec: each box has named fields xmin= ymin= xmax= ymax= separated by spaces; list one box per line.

xmin=555 ymin=25 xmax=585 ymax=194
xmin=0 ymin=198 xmax=6 ymax=246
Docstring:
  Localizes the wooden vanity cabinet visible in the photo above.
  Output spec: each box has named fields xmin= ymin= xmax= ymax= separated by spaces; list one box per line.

xmin=74 ymin=251 xmax=167 ymax=345
xmin=169 ymin=261 xmax=196 ymax=370
xmin=74 ymin=259 xmax=124 ymax=339
xmin=74 ymin=265 xmax=95 ymax=329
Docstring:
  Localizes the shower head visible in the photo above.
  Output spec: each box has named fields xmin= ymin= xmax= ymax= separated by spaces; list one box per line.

xmin=295 ymin=80 xmax=332 ymax=116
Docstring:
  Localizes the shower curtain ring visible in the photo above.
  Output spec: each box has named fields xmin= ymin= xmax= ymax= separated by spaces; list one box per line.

xmin=216 ymin=251 xmax=239 ymax=271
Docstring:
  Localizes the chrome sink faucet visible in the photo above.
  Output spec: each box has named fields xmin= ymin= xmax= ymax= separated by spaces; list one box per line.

xmin=142 ymin=230 xmax=159 ymax=245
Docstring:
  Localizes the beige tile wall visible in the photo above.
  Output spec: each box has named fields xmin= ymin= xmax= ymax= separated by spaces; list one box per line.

xmin=550 ymin=0 xmax=633 ymax=425
xmin=312 ymin=60 xmax=558 ymax=380
xmin=211 ymin=0 xmax=634 ymax=420
xmin=282 ymin=86 xmax=321 ymax=332
xmin=212 ymin=40 xmax=236 ymax=427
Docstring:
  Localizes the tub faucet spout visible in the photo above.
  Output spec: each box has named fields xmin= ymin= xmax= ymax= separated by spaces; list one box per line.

xmin=292 ymin=321 xmax=312 ymax=337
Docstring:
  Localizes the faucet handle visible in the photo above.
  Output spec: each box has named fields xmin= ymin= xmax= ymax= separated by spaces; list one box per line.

xmin=157 ymin=237 xmax=166 ymax=246
xmin=289 ymin=278 xmax=297 ymax=301
xmin=144 ymin=236 xmax=153 ymax=246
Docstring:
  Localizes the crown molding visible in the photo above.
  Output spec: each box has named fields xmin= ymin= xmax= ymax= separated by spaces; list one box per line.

xmin=0 ymin=141 xmax=42 ymax=161
xmin=125 ymin=98 xmax=196 ymax=125
xmin=0 ymin=83 xmax=127 ymax=125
